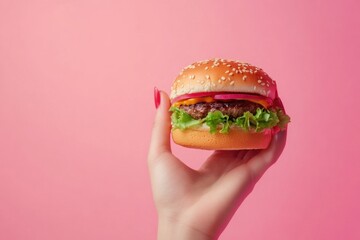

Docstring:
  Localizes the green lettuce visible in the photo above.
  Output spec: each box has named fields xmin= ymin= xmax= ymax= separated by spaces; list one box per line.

xmin=170 ymin=107 xmax=203 ymax=130
xmin=276 ymin=108 xmax=291 ymax=130
xmin=234 ymin=108 xmax=279 ymax=132
xmin=170 ymin=106 xmax=290 ymax=134
xmin=205 ymin=111 xmax=231 ymax=134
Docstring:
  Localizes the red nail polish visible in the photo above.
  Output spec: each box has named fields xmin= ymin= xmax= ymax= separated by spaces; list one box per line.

xmin=272 ymin=126 xmax=280 ymax=134
xmin=154 ymin=87 xmax=160 ymax=109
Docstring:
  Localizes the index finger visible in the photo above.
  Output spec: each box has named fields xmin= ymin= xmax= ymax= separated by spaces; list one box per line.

xmin=148 ymin=90 xmax=173 ymax=163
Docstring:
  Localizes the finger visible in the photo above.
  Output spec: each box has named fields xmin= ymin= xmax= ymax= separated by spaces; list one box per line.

xmin=148 ymin=90 xmax=172 ymax=163
xmin=246 ymin=129 xmax=287 ymax=181
xmin=273 ymin=96 xmax=286 ymax=112
xmin=242 ymin=149 xmax=261 ymax=162
xmin=201 ymin=150 xmax=239 ymax=172
xmin=210 ymin=150 xmax=249 ymax=162
xmin=209 ymin=150 xmax=240 ymax=161
xmin=200 ymin=150 xmax=248 ymax=173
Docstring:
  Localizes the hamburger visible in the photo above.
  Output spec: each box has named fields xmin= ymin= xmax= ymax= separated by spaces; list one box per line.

xmin=169 ymin=58 xmax=290 ymax=150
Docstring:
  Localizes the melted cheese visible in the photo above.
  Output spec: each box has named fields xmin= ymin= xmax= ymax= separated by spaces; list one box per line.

xmin=250 ymin=99 xmax=271 ymax=108
xmin=172 ymin=97 xmax=215 ymax=107
xmin=172 ymin=96 xmax=270 ymax=108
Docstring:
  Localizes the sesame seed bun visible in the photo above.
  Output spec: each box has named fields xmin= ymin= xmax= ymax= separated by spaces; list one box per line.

xmin=172 ymin=128 xmax=272 ymax=150
xmin=170 ymin=58 xmax=280 ymax=150
xmin=170 ymin=58 xmax=277 ymax=100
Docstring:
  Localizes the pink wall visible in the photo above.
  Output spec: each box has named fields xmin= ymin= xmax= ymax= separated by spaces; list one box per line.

xmin=1 ymin=0 xmax=359 ymax=239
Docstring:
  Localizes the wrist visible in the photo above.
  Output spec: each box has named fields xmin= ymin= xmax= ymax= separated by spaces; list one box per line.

xmin=157 ymin=215 xmax=215 ymax=240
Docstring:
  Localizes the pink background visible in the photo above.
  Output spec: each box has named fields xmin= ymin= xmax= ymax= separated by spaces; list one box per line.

xmin=1 ymin=0 xmax=359 ymax=239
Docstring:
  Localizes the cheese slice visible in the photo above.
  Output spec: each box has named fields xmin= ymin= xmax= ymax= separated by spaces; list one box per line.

xmin=172 ymin=96 xmax=271 ymax=108
xmin=172 ymin=97 xmax=215 ymax=107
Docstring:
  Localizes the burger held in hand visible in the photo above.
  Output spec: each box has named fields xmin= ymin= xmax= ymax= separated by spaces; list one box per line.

xmin=170 ymin=58 xmax=290 ymax=150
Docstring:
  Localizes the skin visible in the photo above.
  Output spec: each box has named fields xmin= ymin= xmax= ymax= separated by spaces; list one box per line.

xmin=148 ymin=91 xmax=287 ymax=240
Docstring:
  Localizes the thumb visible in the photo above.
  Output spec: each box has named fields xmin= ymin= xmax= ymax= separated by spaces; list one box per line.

xmin=148 ymin=88 xmax=172 ymax=164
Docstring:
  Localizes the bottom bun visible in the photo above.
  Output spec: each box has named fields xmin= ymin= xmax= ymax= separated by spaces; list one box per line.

xmin=172 ymin=128 xmax=272 ymax=150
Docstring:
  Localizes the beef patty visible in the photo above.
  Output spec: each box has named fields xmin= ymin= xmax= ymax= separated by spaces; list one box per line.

xmin=179 ymin=101 xmax=263 ymax=119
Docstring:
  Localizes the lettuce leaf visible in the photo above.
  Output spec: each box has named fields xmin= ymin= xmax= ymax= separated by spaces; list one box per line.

xmin=276 ymin=108 xmax=291 ymax=130
xmin=170 ymin=106 xmax=202 ymax=130
xmin=170 ymin=106 xmax=290 ymax=134
xmin=204 ymin=111 xmax=231 ymax=133
xmin=234 ymin=108 xmax=280 ymax=132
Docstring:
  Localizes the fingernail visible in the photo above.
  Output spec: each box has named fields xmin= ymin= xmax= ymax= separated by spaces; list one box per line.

xmin=274 ymin=97 xmax=284 ymax=110
xmin=154 ymin=87 xmax=160 ymax=109
xmin=272 ymin=126 xmax=280 ymax=134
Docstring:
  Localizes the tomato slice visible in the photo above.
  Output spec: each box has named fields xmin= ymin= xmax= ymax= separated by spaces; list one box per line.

xmin=213 ymin=93 xmax=273 ymax=107
xmin=172 ymin=92 xmax=273 ymax=108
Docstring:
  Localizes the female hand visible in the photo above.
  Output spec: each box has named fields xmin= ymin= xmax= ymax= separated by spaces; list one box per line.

xmin=148 ymin=90 xmax=287 ymax=240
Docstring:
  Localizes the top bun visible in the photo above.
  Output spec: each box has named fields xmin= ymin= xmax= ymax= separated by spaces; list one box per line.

xmin=170 ymin=58 xmax=277 ymax=100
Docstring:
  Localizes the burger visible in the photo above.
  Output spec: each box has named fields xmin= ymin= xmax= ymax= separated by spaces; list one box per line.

xmin=169 ymin=58 xmax=290 ymax=150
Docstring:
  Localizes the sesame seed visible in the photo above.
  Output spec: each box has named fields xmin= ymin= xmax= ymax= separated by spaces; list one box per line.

xmin=229 ymin=72 xmax=234 ymax=76
xmin=242 ymin=75 xmax=247 ymax=81
xmin=230 ymin=81 xmax=235 ymax=85
xmin=225 ymin=70 xmax=230 ymax=74
xmin=205 ymin=66 xmax=209 ymax=70
xmin=218 ymin=80 xmax=222 ymax=83
xmin=258 ymin=80 xmax=262 ymax=83
xmin=254 ymin=86 xmax=257 ymax=90
xmin=221 ymin=76 xmax=226 ymax=81
xmin=226 ymin=64 xmax=231 ymax=67
xmin=261 ymin=82 xmax=265 ymax=86
xmin=201 ymin=80 xmax=205 ymax=84
xmin=232 ymin=68 xmax=236 ymax=71
xmin=205 ymin=75 xmax=210 ymax=79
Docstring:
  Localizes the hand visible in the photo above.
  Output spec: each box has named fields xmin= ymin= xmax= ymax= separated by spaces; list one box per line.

xmin=148 ymin=90 xmax=287 ymax=240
